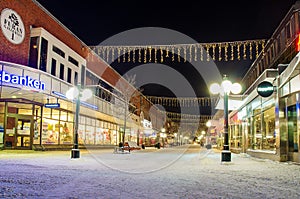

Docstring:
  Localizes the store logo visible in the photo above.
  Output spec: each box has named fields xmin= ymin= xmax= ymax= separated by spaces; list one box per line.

xmin=0 ymin=8 xmax=25 ymax=44
xmin=257 ymin=81 xmax=274 ymax=97
xmin=0 ymin=70 xmax=45 ymax=90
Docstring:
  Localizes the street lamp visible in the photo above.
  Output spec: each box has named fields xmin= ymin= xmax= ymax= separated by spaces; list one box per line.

xmin=209 ymin=75 xmax=242 ymax=162
xmin=66 ymin=84 xmax=93 ymax=159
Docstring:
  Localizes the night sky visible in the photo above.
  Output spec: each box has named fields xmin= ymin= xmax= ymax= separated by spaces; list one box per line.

xmin=35 ymin=0 xmax=298 ymax=114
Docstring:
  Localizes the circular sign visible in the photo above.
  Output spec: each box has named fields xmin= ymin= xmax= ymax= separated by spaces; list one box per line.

xmin=1 ymin=8 xmax=25 ymax=44
xmin=257 ymin=81 xmax=274 ymax=97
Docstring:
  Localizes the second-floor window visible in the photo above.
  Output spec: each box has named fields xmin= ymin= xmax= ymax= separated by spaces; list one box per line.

xmin=60 ymin=63 xmax=64 ymax=80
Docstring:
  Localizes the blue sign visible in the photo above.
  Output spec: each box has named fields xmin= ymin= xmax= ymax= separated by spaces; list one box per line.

xmin=45 ymin=103 xmax=60 ymax=108
xmin=0 ymin=70 xmax=45 ymax=90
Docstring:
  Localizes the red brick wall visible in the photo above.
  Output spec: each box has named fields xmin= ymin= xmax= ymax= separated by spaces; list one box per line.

xmin=0 ymin=0 xmax=87 ymax=64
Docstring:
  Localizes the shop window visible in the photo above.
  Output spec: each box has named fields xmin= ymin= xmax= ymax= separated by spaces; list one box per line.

xmin=96 ymin=127 xmax=104 ymax=145
xmin=60 ymin=122 xmax=73 ymax=144
xmin=68 ymin=112 xmax=74 ymax=122
xmin=253 ymin=114 xmax=262 ymax=149
xmin=103 ymin=129 xmax=111 ymax=144
xmin=33 ymin=118 xmax=41 ymax=145
xmin=60 ymin=111 xmax=67 ymax=121
xmin=85 ymin=125 xmax=95 ymax=144
xmin=86 ymin=117 xmax=92 ymax=126
xmin=78 ymin=124 xmax=85 ymax=144
xmin=43 ymin=107 xmax=51 ymax=119
xmin=52 ymin=109 xmax=60 ymax=120
xmin=8 ymin=103 xmax=32 ymax=115
xmin=79 ymin=115 xmax=85 ymax=124
xmin=42 ymin=118 xmax=59 ymax=144
xmin=288 ymin=105 xmax=298 ymax=152
xmin=262 ymin=107 xmax=276 ymax=150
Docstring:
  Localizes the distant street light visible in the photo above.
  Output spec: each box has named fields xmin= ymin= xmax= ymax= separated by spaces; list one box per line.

xmin=66 ymin=85 xmax=92 ymax=159
xmin=209 ymin=75 xmax=242 ymax=162
xmin=206 ymin=121 xmax=211 ymax=128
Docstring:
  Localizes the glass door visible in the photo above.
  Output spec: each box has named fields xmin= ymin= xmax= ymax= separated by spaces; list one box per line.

xmin=16 ymin=118 xmax=32 ymax=148
xmin=5 ymin=116 xmax=33 ymax=149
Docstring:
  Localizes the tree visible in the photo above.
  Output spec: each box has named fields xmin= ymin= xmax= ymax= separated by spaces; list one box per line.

xmin=113 ymin=74 xmax=143 ymax=144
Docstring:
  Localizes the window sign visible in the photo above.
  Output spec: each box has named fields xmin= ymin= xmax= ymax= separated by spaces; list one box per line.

xmin=1 ymin=9 xmax=25 ymax=44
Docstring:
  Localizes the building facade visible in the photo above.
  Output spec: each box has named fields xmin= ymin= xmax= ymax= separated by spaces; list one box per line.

xmin=0 ymin=0 xmax=164 ymax=150
xmin=227 ymin=1 xmax=300 ymax=162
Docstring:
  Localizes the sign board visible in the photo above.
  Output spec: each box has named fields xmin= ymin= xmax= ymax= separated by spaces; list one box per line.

xmin=1 ymin=9 xmax=25 ymax=44
xmin=45 ymin=103 xmax=60 ymax=108
xmin=257 ymin=81 xmax=274 ymax=97
xmin=0 ymin=70 xmax=46 ymax=90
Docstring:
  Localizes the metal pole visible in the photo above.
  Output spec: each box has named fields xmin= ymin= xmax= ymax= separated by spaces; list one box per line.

xmin=223 ymin=91 xmax=229 ymax=150
xmin=221 ymin=77 xmax=231 ymax=162
xmin=71 ymin=86 xmax=81 ymax=158
xmin=123 ymin=101 xmax=127 ymax=144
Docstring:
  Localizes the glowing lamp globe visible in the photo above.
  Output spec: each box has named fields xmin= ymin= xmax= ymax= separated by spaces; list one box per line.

xmin=231 ymin=83 xmax=242 ymax=94
xmin=80 ymin=89 xmax=93 ymax=101
xmin=221 ymin=80 xmax=232 ymax=94
xmin=209 ymin=83 xmax=221 ymax=95
xmin=66 ymin=87 xmax=79 ymax=100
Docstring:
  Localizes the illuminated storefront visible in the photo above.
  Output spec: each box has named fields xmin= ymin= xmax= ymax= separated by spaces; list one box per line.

xmin=0 ymin=61 xmax=120 ymax=149
xmin=227 ymin=52 xmax=300 ymax=162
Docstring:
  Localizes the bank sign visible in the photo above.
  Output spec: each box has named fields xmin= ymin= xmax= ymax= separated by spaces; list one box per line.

xmin=0 ymin=70 xmax=45 ymax=90
xmin=0 ymin=9 xmax=25 ymax=44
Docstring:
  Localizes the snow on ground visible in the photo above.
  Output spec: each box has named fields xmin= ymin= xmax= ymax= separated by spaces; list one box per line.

xmin=0 ymin=145 xmax=300 ymax=199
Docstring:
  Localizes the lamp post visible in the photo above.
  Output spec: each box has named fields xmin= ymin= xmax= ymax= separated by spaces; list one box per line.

xmin=209 ymin=75 xmax=242 ymax=162
xmin=206 ymin=121 xmax=211 ymax=147
xmin=161 ymin=128 xmax=166 ymax=147
xmin=66 ymin=84 xmax=92 ymax=159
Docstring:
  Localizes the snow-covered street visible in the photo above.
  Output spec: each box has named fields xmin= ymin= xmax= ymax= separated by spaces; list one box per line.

xmin=0 ymin=145 xmax=300 ymax=199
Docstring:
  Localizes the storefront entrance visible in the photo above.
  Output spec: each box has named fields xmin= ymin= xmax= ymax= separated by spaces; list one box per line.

xmin=0 ymin=99 xmax=43 ymax=150
xmin=5 ymin=115 xmax=33 ymax=149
